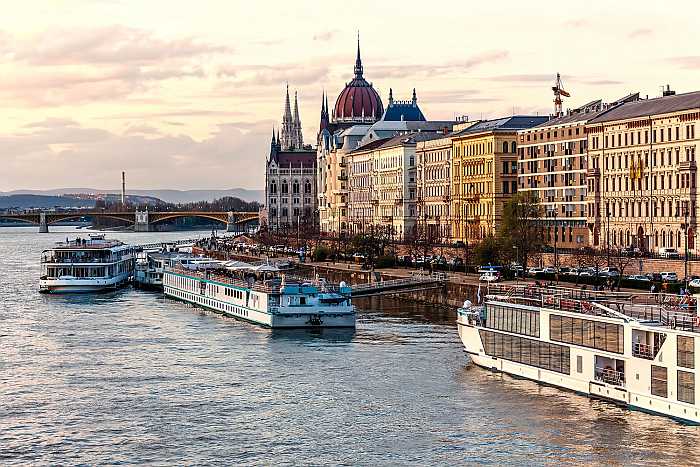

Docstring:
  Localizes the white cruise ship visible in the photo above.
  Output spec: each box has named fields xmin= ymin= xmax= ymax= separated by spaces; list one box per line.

xmin=40 ymin=234 xmax=135 ymax=293
xmin=134 ymin=251 xmax=215 ymax=290
xmin=163 ymin=262 xmax=355 ymax=328
xmin=458 ymin=284 xmax=700 ymax=424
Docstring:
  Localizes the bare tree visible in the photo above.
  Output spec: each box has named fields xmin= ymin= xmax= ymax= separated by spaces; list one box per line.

xmin=498 ymin=192 xmax=544 ymax=273
xmin=609 ymin=246 xmax=635 ymax=291
xmin=571 ymin=247 xmax=592 ymax=285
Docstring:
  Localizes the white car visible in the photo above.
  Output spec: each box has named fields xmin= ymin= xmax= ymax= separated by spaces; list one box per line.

xmin=660 ymin=271 xmax=678 ymax=282
xmin=479 ymin=272 xmax=500 ymax=282
xmin=542 ymin=267 xmax=557 ymax=274
xmin=528 ymin=267 xmax=544 ymax=275
xmin=688 ymin=278 xmax=700 ymax=288
xmin=627 ymin=274 xmax=651 ymax=282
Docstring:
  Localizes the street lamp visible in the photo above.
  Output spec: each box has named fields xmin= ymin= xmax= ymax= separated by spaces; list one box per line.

xmin=513 ymin=245 xmax=519 ymax=282
xmin=684 ymin=204 xmax=689 ymax=290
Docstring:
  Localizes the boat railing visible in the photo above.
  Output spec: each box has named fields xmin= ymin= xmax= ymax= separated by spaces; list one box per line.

xmin=632 ymin=342 xmax=658 ymax=360
xmin=594 ymin=367 xmax=625 ymax=386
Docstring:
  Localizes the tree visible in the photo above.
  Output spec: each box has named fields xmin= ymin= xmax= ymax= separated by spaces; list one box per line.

xmin=474 ymin=235 xmax=502 ymax=266
xmin=405 ymin=222 xmax=437 ymax=269
xmin=498 ymin=192 xmax=544 ymax=274
xmin=609 ymin=246 xmax=635 ymax=291
xmin=570 ymin=247 xmax=592 ymax=285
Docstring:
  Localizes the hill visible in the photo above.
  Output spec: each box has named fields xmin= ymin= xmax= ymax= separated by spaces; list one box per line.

xmin=0 ymin=195 xmax=96 ymax=209
xmin=2 ymin=188 xmax=265 ymax=204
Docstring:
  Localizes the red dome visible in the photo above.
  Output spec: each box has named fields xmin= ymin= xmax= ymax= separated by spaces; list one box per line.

xmin=334 ymin=78 xmax=383 ymax=122
xmin=332 ymin=38 xmax=383 ymax=123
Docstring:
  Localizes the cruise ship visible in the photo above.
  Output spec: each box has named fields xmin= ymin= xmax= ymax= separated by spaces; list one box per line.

xmin=163 ymin=262 xmax=355 ymax=328
xmin=40 ymin=234 xmax=135 ymax=293
xmin=458 ymin=284 xmax=700 ymax=424
xmin=134 ymin=250 xmax=218 ymax=290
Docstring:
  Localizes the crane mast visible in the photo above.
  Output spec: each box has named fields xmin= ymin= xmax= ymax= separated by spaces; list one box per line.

xmin=552 ymin=73 xmax=570 ymax=117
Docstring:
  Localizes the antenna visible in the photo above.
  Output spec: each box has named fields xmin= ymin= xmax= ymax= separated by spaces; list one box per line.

xmin=121 ymin=171 xmax=126 ymax=207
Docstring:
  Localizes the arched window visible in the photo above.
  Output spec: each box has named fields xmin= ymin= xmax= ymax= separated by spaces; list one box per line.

xmin=502 ymin=142 xmax=509 ymax=153
xmin=281 ymin=180 xmax=288 ymax=194
xmin=511 ymin=141 xmax=517 ymax=153
xmin=270 ymin=181 xmax=277 ymax=194
xmin=292 ymin=180 xmax=300 ymax=194
xmin=305 ymin=180 xmax=312 ymax=194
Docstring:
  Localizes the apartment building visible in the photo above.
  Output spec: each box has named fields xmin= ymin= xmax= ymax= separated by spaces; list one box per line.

xmin=451 ymin=116 xmax=548 ymax=244
xmin=416 ymin=134 xmax=453 ymax=242
xmin=586 ymin=89 xmax=700 ymax=253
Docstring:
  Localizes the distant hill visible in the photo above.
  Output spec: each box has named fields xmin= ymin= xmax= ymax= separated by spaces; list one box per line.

xmin=0 ymin=194 xmax=96 ymax=209
xmin=2 ymin=188 xmax=265 ymax=204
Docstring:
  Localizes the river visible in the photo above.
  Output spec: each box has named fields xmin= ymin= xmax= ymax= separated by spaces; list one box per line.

xmin=1 ymin=227 xmax=699 ymax=465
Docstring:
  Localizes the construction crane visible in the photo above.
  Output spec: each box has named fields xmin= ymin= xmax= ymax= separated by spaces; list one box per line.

xmin=552 ymin=73 xmax=570 ymax=116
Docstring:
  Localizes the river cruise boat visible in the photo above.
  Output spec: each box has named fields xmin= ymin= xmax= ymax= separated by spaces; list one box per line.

xmin=135 ymin=251 xmax=219 ymax=290
xmin=163 ymin=262 xmax=355 ymax=328
xmin=40 ymin=234 xmax=135 ymax=293
xmin=458 ymin=284 xmax=700 ymax=424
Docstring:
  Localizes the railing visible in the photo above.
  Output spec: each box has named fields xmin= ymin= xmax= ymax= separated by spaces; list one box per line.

xmin=595 ymin=367 xmax=625 ymax=386
xmin=632 ymin=342 xmax=657 ymax=360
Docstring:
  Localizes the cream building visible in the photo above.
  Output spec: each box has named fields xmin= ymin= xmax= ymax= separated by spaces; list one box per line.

xmin=416 ymin=134 xmax=453 ymax=242
xmin=585 ymin=89 xmax=700 ymax=253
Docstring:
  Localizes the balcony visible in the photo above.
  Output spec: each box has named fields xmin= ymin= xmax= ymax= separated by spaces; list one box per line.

xmin=338 ymin=174 xmax=348 ymax=181
xmin=594 ymin=367 xmax=625 ymax=387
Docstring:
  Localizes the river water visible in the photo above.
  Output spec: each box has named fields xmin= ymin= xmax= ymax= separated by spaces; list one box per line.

xmin=1 ymin=226 xmax=700 ymax=466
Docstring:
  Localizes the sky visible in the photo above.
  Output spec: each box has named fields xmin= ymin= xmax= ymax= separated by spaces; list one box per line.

xmin=1 ymin=0 xmax=699 ymax=191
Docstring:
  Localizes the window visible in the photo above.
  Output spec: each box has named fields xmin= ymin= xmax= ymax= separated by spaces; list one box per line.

xmin=484 ymin=303 xmax=540 ymax=337
xmin=678 ymin=370 xmax=695 ymax=404
xmin=651 ymin=365 xmax=668 ymax=398
xmin=678 ymin=335 xmax=695 ymax=369
xmin=577 ymin=355 xmax=583 ymax=373
xmin=502 ymin=142 xmax=509 ymax=153
xmin=479 ymin=330 xmax=569 ymax=374
xmin=549 ymin=315 xmax=623 ymax=353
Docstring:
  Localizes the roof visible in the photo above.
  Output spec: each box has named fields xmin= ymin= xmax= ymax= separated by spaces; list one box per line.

xmin=334 ymin=78 xmax=384 ymax=122
xmin=530 ymin=110 xmax=603 ymax=129
xmin=590 ymin=90 xmax=700 ymax=123
xmin=270 ymin=150 xmax=316 ymax=167
xmin=381 ymin=102 xmax=426 ymax=122
xmin=453 ymin=115 xmax=549 ymax=136
xmin=348 ymin=137 xmax=392 ymax=154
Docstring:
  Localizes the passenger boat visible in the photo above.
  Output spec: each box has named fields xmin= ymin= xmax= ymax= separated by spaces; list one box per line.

xmin=40 ymin=234 xmax=135 ymax=293
xmin=457 ymin=284 xmax=700 ymax=424
xmin=162 ymin=261 xmax=355 ymax=328
xmin=134 ymin=250 xmax=216 ymax=290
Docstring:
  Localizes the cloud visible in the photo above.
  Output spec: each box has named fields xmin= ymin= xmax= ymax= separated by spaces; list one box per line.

xmin=217 ymin=63 xmax=330 ymax=87
xmin=667 ymin=56 xmax=700 ymax=69
xmin=580 ymin=79 xmax=624 ymax=86
xmin=2 ymin=120 xmax=271 ymax=190
xmin=628 ymin=28 xmax=653 ymax=39
xmin=313 ymin=30 xmax=338 ymax=42
xmin=489 ymin=74 xmax=553 ymax=82
xmin=563 ymin=19 xmax=590 ymax=28
xmin=14 ymin=25 xmax=231 ymax=66
xmin=372 ymin=50 xmax=509 ymax=80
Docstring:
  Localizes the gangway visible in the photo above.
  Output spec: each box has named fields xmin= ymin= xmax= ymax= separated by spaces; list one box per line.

xmin=349 ymin=273 xmax=446 ymax=297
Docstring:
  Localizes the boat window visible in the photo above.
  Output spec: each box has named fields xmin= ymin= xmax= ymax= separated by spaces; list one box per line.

xmin=479 ymin=330 xmax=569 ymax=375
xmin=549 ymin=315 xmax=623 ymax=354
xmin=677 ymin=336 xmax=695 ymax=369
xmin=576 ymin=355 xmax=583 ymax=373
xmin=484 ymin=304 xmax=539 ymax=338
xmin=678 ymin=370 xmax=695 ymax=404
xmin=651 ymin=365 xmax=668 ymax=398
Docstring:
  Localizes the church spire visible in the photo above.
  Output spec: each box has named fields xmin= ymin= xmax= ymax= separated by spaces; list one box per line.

xmin=412 ymin=88 xmax=417 ymax=106
xmin=293 ymin=91 xmax=303 ymax=148
xmin=280 ymin=83 xmax=295 ymax=150
xmin=353 ymin=31 xmax=363 ymax=79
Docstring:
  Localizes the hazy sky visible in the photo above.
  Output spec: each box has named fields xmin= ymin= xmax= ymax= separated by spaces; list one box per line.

xmin=1 ymin=0 xmax=699 ymax=191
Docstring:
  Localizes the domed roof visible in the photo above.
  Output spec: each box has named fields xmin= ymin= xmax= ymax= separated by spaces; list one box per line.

xmin=333 ymin=39 xmax=383 ymax=123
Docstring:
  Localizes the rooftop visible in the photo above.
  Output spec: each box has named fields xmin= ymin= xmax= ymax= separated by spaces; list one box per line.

xmin=454 ymin=116 xmax=549 ymax=136
xmin=590 ymin=90 xmax=700 ymax=123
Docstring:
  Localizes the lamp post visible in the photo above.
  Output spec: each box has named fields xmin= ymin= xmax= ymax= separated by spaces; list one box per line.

xmin=513 ymin=245 xmax=519 ymax=282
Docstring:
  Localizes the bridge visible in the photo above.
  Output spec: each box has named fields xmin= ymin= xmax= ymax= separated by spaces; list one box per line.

xmin=0 ymin=210 xmax=259 ymax=233
xmin=349 ymin=273 xmax=447 ymax=297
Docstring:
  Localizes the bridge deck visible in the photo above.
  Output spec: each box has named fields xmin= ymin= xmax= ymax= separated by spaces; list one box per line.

xmin=349 ymin=274 xmax=446 ymax=297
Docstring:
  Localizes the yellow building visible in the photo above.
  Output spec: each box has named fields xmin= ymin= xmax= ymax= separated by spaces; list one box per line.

xmin=451 ymin=116 xmax=548 ymax=244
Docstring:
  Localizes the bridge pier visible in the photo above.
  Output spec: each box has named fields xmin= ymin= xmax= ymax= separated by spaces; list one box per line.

xmin=134 ymin=210 xmax=151 ymax=232
xmin=39 ymin=212 xmax=49 ymax=233
xmin=226 ymin=211 xmax=237 ymax=233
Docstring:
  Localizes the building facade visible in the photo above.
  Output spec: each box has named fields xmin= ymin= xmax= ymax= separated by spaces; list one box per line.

xmin=265 ymin=87 xmax=317 ymax=230
xmin=517 ymin=107 xmax=600 ymax=249
xmin=416 ymin=134 xmax=452 ymax=242
xmin=586 ymin=90 xmax=700 ymax=253
xmin=451 ymin=116 xmax=548 ymax=244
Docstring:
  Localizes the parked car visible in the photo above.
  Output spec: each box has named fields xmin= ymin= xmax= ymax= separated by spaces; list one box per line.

xmin=600 ymin=267 xmax=620 ymax=277
xmin=621 ymin=246 xmax=642 ymax=256
xmin=542 ymin=266 xmax=557 ymax=274
xmin=660 ymin=271 xmax=679 ymax=282
xmin=528 ymin=267 xmax=544 ymax=275
xmin=558 ymin=267 xmax=571 ymax=275
xmin=659 ymin=248 xmax=681 ymax=259
xmin=627 ymin=274 xmax=651 ymax=282
xmin=688 ymin=278 xmax=700 ymax=289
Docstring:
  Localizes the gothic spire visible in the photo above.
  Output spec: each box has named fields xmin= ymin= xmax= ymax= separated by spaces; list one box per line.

xmin=412 ymin=88 xmax=417 ymax=106
xmin=353 ymin=31 xmax=363 ymax=79
xmin=293 ymin=90 xmax=303 ymax=148
xmin=388 ymin=87 xmax=393 ymax=105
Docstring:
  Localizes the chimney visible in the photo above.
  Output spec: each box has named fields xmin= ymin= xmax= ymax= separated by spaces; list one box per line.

xmin=121 ymin=171 xmax=126 ymax=207
xmin=662 ymin=85 xmax=676 ymax=97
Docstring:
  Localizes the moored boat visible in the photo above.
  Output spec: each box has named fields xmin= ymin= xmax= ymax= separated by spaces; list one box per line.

xmin=163 ymin=260 xmax=355 ymax=328
xmin=458 ymin=284 xmax=700 ymax=424
xmin=40 ymin=234 xmax=135 ymax=293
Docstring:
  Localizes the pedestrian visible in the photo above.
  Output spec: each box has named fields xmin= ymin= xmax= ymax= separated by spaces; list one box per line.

xmin=650 ymin=284 xmax=656 ymax=294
